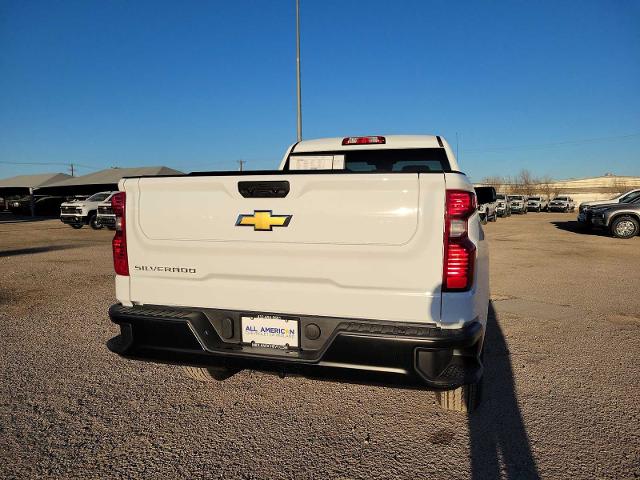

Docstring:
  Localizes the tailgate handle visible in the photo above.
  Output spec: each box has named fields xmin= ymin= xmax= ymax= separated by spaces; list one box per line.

xmin=238 ymin=181 xmax=290 ymax=198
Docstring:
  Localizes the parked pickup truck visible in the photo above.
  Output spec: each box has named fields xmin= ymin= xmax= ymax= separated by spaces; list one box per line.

xmin=527 ymin=195 xmax=548 ymax=212
xmin=107 ymin=135 xmax=494 ymax=412
xmin=495 ymin=193 xmax=511 ymax=217
xmin=60 ymin=191 xmax=117 ymax=229
xmin=507 ymin=195 xmax=528 ymax=214
xmin=548 ymin=196 xmax=576 ymax=212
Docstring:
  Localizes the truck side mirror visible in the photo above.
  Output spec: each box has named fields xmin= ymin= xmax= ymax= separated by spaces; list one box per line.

xmin=475 ymin=186 xmax=497 ymax=204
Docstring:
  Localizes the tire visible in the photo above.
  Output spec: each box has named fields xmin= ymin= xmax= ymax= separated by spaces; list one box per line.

xmin=71 ymin=224 xmax=83 ymax=229
xmin=489 ymin=212 xmax=497 ymax=222
xmin=610 ymin=215 xmax=639 ymax=239
xmin=89 ymin=214 xmax=102 ymax=230
xmin=436 ymin=381 xmax=482 ymax=413
xmin=480 ymin=214 xmax=487 ymax=225
xmin=182 ymin=366 xmax=240 ymax=382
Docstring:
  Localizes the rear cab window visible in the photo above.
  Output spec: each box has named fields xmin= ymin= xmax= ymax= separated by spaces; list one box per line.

xmin=285 ymin=148 xmax=451 ymax=173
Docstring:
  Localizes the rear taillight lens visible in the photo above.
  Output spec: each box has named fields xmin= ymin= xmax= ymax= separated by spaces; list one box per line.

xmin=443 ymin=190 xmax=476 ymax=291
xmin=111 ymin=192 xmax=129 ymax=276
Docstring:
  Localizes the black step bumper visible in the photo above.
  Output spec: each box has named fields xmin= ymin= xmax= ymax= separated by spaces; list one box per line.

xmin=60 ymin=215 xmax=85 ymax=225
xmin=108 ymin=304 xmax=484 ymax=389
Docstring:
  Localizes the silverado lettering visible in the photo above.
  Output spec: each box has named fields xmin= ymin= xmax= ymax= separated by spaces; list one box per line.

xmin=134 ymin=266 xmax=196 ymax=273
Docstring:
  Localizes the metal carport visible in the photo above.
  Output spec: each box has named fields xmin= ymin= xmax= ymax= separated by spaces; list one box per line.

xmin=0 ymin=173 xmax=72 ymax=215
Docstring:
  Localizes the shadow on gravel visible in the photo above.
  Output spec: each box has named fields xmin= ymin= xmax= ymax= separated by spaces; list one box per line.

xmin=468 ymin=302 xmax=540 ymax=480
xmin=0 ymin=245 xmax=77 ymax=258
xmin=0 ymin=214 xmax=56 ymax=224
xmin=550 ymin=220 xmax=608 ymax=236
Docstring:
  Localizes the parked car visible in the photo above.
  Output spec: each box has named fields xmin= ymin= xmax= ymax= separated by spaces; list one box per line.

xmin=107 ymin=135 xmax=493 ymax=412
xmin=8 ymin=195 xmax=66 ymax=216
xmin=495 ymin=193 xmax=511 ymax=217
xmin=578 ymin=189 xmax=640 ymax=227
xmin=507 ymin=195 xmax=528 ymax=214
xmin=527 ymin=195 xmax=548 ymax=212
xmin=60 ymin=191 xmax=118 ymax=229
xmin=548 ymin=196 xmax=575 ymax=212
xmin=590 ymin=197 xmax=640 ymax=239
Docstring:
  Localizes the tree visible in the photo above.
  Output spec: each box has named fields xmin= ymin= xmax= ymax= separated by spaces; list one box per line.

xmin=516 ymin=169 xmax=538 ymax=196
xmin=480 ymin=175 xmax=507 ymax=192
xmin=539 ymin=175 xmax=555 ymax=200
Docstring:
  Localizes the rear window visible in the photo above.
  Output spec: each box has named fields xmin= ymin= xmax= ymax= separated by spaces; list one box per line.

xmin=286 ymin=148 xmax=450 ymax=173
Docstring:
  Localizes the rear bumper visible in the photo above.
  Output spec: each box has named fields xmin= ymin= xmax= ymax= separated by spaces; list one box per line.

xmin=108 ymin=304 xmax=484 ymax=389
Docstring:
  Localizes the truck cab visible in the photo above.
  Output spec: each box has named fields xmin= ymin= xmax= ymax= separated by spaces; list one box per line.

xmin=106 ymin=135 xmax=492 ymax=412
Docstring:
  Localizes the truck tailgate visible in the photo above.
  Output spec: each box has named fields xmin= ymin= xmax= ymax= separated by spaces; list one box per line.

xmin=121 ymin=173 xmax=446 ymax=323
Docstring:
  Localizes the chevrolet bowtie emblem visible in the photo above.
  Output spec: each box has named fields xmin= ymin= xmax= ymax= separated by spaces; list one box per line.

xmin=236 ymin=210 xmax=292 ymax=231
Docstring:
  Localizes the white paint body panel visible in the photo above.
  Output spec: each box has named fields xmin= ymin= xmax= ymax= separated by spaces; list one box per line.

xmin=116 ymin=136 xmax=488 ymax=328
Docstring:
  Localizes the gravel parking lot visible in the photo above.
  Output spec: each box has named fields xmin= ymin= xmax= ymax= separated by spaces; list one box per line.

xmin=1 ymin=213 xmax=638 ymax=480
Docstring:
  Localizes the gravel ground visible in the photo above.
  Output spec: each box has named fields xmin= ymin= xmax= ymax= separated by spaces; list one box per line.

xmin=1 ymin=212 xmax=639 ymax=480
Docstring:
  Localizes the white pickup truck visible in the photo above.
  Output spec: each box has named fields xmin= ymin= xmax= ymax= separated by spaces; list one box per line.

xmin=60 ymin=191 xmax=117 ymax=229
xmin=107 ymin=135 xmax=493 ymax=412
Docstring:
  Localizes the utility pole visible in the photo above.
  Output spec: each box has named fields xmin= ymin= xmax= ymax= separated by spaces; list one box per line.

xmin=69 ymin=163 xmax=75 ymax=177
xmin=237 ymin=160 xmax=245 ymax=172
xmin=295 ymin=0 xmax=302 ymax=142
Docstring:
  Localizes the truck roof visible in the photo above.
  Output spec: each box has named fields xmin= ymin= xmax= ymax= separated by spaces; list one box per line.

xmin=290 ymin=135 xmax=460 ymax=171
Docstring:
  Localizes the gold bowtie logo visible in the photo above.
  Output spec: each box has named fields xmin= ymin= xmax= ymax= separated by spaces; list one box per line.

xmin=236 ymin=210 xmax=292 ymax=231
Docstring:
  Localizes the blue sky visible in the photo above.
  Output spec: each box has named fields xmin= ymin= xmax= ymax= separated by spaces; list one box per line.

xmin=1 ymin=0 xmax=639 ymax=181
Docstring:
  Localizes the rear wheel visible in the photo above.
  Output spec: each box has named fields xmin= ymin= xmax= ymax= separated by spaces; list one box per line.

xmin=610 ymin=215 xmax=639 ymax=239
xmin=489 ymin=211 xmax=497 ymax=222
xmin=182 ymin=366 xmax=240 ymax=382
xmin=436 ymin=381 xmax=482 ymax=413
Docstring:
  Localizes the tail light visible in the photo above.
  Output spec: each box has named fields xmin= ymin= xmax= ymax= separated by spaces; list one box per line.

xmin=443 ymin=190 xmax=476 ymax=291
xmin=342 ymin=136 xmax=386 ymax=145
xmin=111 ymin=192 xmax=129 ymax=276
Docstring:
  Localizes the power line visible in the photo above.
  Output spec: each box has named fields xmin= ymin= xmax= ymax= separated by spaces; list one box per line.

xmin=0 ymin=161 xmax=72 ymax=166
xmin=465 ymin=132 xmax=640 ymax=154
xmin=0 ymin=160 xmax=103 ymax=170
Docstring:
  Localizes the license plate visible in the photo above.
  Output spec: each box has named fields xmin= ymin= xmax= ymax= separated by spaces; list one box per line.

xmin=241 ymin=316 xmax=299 ymax=349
